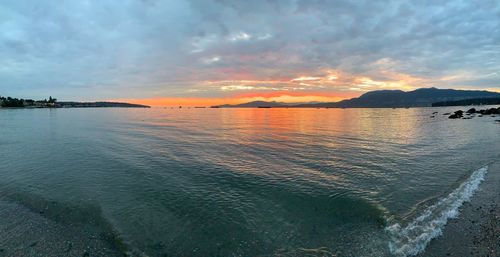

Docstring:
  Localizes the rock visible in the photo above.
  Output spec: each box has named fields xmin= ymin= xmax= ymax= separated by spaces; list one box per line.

xmin=478 ymin=108 xmax=499 ymax=115
xmin=486 ymin=108 xmax=496 ymax=115
xmin=466 ymin=108 xmax=476 ymax=114
xmin=443 ymin=112 xmax=451 ymax=115
xmin=449 ymin=110 xmax=464 ymax=119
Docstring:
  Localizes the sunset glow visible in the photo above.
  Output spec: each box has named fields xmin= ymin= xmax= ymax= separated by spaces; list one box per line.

xmin=109 ymin=68 xmax=467 ymax=106
xmin=111 ymin=92 xmax=356 ymax=107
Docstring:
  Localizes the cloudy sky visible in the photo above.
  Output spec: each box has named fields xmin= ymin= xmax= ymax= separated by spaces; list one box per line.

xmin=1 ymin=0 xmax=499 ymax=105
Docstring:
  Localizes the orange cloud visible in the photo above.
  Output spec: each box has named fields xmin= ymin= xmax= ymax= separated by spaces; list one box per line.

xmin=198 ymin=67 xmax=421 ymax=94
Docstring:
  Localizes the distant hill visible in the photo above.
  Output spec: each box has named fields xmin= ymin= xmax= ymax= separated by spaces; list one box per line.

xmin=1 ymin=95 xmax=150 ymax=108
xmin=217 ymin=101 xmax=290 ymax=108
xmin=58 ymin=102 xmax=150 ymax=108
xmin=215 ymin=88 xmax=500 ymax=108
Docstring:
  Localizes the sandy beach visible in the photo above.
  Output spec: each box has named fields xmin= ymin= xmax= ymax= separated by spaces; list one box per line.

xmin=420 ymin=161 xmax=500 ymax=257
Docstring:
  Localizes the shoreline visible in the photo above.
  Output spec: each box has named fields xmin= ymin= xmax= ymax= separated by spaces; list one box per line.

xmin=419 ymin=161 xmax=500 ymax=257
xmin=0 ymin=199 xmax=124 ymax=257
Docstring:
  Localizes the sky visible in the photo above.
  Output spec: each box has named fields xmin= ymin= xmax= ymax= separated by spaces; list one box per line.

xmin=1 ymin=0 xmax=499 ymax=106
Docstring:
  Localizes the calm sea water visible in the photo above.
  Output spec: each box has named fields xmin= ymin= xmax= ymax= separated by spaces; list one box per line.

xmin=0 ymin=107 xmax=498 ymax=256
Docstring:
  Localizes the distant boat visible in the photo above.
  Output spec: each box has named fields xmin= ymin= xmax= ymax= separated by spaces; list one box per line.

xmin=195 ymin=107 xmax=206 ymax=109
xmin=258 ymin=106 xmax=271 ymax=108
xmin=210 ymin=106 xmax=220 ymax=108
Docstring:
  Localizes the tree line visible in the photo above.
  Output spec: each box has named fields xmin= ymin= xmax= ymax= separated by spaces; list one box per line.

xmin=432 ymin=97 xmax=500 ymax=107
xmin=0 ymin=96 xmax=57 ymax=107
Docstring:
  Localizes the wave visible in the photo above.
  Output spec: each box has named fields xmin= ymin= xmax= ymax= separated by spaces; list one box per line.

xmin=386 ymin=165 xmax=488 ymax=257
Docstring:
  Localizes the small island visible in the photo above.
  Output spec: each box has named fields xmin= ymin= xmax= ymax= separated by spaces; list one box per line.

xmin=0 ymin=96 xmax=150 ymax=108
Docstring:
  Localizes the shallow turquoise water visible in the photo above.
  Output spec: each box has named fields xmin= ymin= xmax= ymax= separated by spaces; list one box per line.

xmin=0 ymin=107 xmax=498 ymax=256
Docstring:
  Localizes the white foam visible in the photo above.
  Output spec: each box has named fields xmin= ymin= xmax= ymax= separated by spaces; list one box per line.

xmin=386 ymin=166 xmax=488 ymax=256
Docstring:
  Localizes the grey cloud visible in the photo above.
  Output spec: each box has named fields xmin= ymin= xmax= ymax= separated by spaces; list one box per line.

xmin=0 ymin=0 xmax=498 ymax=100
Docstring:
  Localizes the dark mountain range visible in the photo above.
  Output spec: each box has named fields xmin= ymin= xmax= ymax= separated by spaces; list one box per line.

xmin=326 ymin=88 xmax=500 ymax=108
xmin=215 ymin=88 xmax=500 ymax=108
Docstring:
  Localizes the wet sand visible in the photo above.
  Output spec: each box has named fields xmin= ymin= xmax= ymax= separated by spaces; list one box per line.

xmin=420 ymin=161 xmax=500 ymax=257
xmin=0 ymin=200 xmax=123 ymax=257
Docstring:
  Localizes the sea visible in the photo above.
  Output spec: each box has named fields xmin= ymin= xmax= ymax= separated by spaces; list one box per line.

xmin=0 ymin=107 xmax=498 ymax=257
